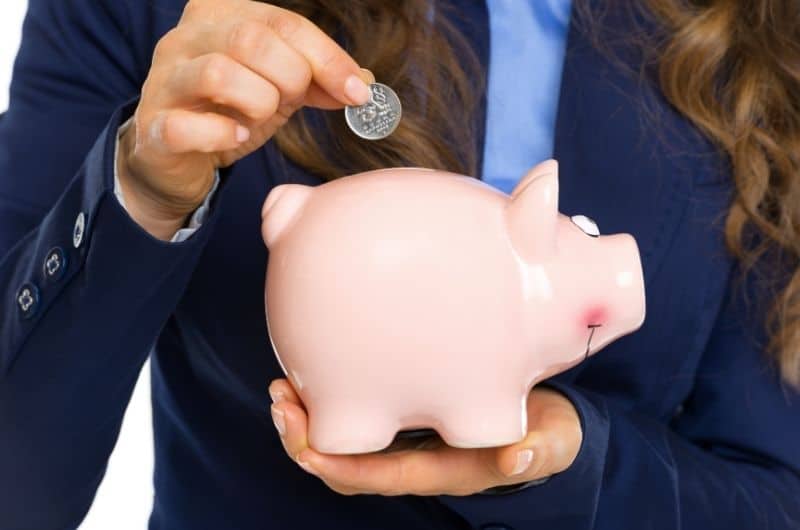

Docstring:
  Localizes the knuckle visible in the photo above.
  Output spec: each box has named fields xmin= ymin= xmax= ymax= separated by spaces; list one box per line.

xmin=181 ymin=0 xmax=220 ymax=21
xmin=158 ymin=112 xmax=181 ymax=151
xmin=267 ymin=9 xmax=304 ymax=40
xmin=260 ymin=84 xmax=281 ymax=117
xmin=128 ymin=113 xmax=148 ymax=154
xmin=282 ymin=61 xmax=313 ymax=103
xmin=244 ymin=87 xmax=279 ymax=122
xmin=530 ymin=444 xmax=551 ymax=477
xmin=316 ymin=49 xmax=346 ymax=78
xmin=184 ymin=0 xmax=226 ymax=27
xmin=180 ymin=0 xmax=201 ymax=20
xmin=228 ymin=20 xmax=268 ymax=59
xmin=385 ymin=459 xmax=411 ymax=496
xmin=483 ymin=450 xmax=511 ymax=486
xmin=153 ymin=29 xmax=182 ymax=61
xmin=198 ymin=54 xmax=230 ymax=95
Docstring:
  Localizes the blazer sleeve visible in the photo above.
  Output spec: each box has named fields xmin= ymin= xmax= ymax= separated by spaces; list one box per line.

xmin=438 ymin=264 xmax=800 ymax=529
xmin=0 ymin=2 xmax=221 ymax=528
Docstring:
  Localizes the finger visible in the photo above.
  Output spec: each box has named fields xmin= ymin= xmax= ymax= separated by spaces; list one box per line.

xmin=303 ymin=67 xmax=376 ymax=109
xmin=303 ymin=82 xmax=346 ymax=110
xmin=295 ymin=444 xmax=497 ymax=496
xmin=189 ymin=20 xmax=312 ymax=107
xmin=188 ymin=17 xmax=373 ymax=109
xmin=359 ymin=68 xmax=376 ymax=85
xmin=243 ymin=5 xmax=371 ymax=106
xmin=150 ymin=109 xmax=250 ymax=154
xmin=493 ymin=389 xmax=583 ymax=480
xmin=270 ymin=399 xmax=311 ymax=460
xmin=190 ymin=20 xmax=337 ymax=110
xmin=167 ymin=53 xmax=281 ymax=121
xmin=176 ymin=3 xmax=369 ymax=105
xmin=268 ymin=378 xmax=301 ymax=406
xmin=189 ymin=12 xmax=369 ymax=106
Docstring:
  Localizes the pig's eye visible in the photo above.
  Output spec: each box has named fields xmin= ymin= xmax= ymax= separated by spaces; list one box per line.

xmin=571 ymin=215 xmax=600 ymax=237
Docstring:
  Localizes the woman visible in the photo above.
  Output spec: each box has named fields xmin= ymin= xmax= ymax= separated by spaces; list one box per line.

xmin=1 ymin=0 xmax=798 ymax=528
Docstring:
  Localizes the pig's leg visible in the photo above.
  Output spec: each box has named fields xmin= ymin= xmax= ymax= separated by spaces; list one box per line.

xmin=306 ymin=400 xmax=399 ymax=455
xmin=438 ymin=393 xmax=528 ymax=449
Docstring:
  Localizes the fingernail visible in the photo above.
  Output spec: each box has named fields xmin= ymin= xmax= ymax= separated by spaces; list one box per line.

xmin=359 ymin=67 xmax=376 ymax=84
xmin=344 ymin=74 xmax=371 ymax=106
xmin=269 ymin=388 xmax=285 ymax=404
xmin=295 ymin=453 xmax=319 ymax=475
xmin=510 ymin=449 xmax=534 ymax=476
xmin=270 ymin=405 xmax=286 ymax=436
xmin=236 ymin=125 xmax=250 ymax=143
xmin=297 ymin=458 xmax=318 ymax=476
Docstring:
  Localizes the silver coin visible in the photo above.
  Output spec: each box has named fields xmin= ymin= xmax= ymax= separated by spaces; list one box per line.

xmin=344 ymin=82 xmax=402 ymax=141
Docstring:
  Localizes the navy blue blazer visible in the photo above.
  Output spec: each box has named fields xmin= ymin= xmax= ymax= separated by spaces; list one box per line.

xmin=1 ymin=1 xmax=799 ymax=529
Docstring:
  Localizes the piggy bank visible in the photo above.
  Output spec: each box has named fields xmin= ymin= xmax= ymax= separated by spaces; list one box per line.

xmin=262 ymin=159 xmax=645 ymax=454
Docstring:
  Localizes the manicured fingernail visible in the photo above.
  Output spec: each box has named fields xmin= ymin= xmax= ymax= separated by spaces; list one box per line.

xmin=344 ymin=74 xmax=371 ymax=106
xmin=297 ymin=455 xmax=319 ymax=475
xmin=510 ymin=449 xmax=534 ymax=476
xmin=270 ymin=405 xmax=286 ymax=436
xmin=359 ymin=67 xmax=376 ymax=84
xmin=269 ymin=388 xmax=285 ymax=404
xmin=236 ymin=125 xmax=250 ymax=143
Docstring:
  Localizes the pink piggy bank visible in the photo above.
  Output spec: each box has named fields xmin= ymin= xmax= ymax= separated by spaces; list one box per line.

xmin=262 ymin=159 xmax=645 ymax=454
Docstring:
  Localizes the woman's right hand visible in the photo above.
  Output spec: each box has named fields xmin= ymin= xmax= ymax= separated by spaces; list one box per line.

xmin=117 ymin=0 xmax=373 ymax=240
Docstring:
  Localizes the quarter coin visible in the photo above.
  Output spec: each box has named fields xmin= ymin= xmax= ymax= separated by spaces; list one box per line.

xmin=344 ymin=82 xmax=402 ymax=141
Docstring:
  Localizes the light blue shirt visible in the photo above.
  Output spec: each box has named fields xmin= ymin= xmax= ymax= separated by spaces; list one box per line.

xmin=114 ymin=0 xmax=574 ymax=238
xmin=482 ymin=0 xmax=573 ymax=194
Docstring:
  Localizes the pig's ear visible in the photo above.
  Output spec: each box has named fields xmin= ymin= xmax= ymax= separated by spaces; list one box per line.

xmin=505 ymin=160 xmax=559 ymax=262
xmin=261 ymin=184 xmax=313 ymax=248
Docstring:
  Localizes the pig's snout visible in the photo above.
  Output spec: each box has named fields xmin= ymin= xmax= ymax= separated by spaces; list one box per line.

xmin=605 ymin=233 xmax=646 ymax=333
xmin=261 ymin=184 xmax=313 ymax=249
xmin=579 ymin=233 xmax=645 ymax=357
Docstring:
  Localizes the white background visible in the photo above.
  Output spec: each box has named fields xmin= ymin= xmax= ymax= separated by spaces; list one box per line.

xmin=1 ymin=2 xmax=155 ymax=528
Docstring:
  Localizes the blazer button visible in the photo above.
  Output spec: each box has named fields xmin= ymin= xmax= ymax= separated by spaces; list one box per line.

xmin=73 ymin=211 xmax=86 ymax=248
xmin=16 ymin=283 xmax=40 ymax=320
xmin=480 ymin=524 xmax=513 ymax=530
xmin=43 ymin=247 xmax=67 ymax=281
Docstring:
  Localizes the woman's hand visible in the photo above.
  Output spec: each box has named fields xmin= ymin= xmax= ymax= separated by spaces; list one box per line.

xmin=117 ymin=0 xmax=373 ymax=240
xmin=267 ymin=379 xmax=583 ymax=496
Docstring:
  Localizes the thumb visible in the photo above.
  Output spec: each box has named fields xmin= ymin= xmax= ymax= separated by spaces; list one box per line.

xmin=305 ymin=68 xmax=376 ymax=109
xmin=492 ymin=388 xmax=583 ymax=482
xmin=492 ymin=431 xmax=548 ymax=481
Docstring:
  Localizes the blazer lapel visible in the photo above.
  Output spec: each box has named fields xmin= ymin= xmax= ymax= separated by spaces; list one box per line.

xmin=549 ymin=2 xmax=733 ymax=398
xmin=551 ymin=3 xmax=717 ymax=288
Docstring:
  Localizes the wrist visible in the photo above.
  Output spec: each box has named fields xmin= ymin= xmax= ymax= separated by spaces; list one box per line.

xmin=117 ymin=125 xmax=205 ymax=241
xmin=116 ymin=172 xmax=189 ymax=241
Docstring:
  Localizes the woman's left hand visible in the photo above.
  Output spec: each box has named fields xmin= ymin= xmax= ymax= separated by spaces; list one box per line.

xmin=267 ymin=379 xmax=583 ymax=496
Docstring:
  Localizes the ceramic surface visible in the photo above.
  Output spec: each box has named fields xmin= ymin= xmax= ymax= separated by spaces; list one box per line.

xmin=262 ymin=160 xmax=645 ymax=454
